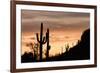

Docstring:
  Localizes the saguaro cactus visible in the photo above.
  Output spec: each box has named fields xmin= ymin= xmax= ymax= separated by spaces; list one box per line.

xmin=46 ymin=28 xmax=51 ymax=60
xmin=36 ymin=23 xmax=47 ymax=61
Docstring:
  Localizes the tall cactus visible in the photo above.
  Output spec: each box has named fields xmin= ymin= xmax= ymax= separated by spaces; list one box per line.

xmin=46 ymin=28 xmax=51 ymax=60
xmin=36 ymin=23 xmax=47 ymax=61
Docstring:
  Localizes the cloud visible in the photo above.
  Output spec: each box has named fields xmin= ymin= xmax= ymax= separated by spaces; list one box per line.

xmin=21 ymin=10 xmax=90 ymax=33
xmin=22 ymin=10 xmax=89 ymax=19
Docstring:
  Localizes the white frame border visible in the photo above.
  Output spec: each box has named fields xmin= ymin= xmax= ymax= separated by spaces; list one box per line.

xmin=16 ymin=4 xmax=95 ymax=69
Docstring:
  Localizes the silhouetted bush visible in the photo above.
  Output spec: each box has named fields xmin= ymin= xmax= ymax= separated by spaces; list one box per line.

xmin=21 ymin=52 xmax=36 ymax=63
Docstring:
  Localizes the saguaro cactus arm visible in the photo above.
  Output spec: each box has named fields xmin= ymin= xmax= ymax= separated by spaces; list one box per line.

xmin=42 ymin=36 xmax=47 ymax=44
xmin=48 ymin=45 xmax=51 ymax=50
xmin=36 ymin=33 xmax=40 ymax=43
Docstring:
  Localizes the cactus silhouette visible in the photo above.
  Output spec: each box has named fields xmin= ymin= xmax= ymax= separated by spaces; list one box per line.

xmin=65 ymin=44 xmax=69 ymax=53
xmin=46 ymin=28 xmax=51 ymax=60
xmin=36 ymin=23 xmax=47 ymax=61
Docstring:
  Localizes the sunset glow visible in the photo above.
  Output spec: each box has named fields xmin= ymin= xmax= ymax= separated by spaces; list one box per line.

xmin=21 ymin=10 xmax=90 ymax=57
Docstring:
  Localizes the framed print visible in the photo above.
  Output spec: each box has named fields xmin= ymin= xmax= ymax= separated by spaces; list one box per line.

xmin=10 ymin=0 xmax=97 ymax=72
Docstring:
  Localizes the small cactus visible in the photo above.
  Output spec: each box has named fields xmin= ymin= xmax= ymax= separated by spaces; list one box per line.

xmin=65 ymin=44 xmax=69 ymax=52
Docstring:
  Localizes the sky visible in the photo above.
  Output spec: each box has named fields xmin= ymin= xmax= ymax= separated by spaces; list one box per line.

xmin=21 ymin=10 xmax=90 ymax=56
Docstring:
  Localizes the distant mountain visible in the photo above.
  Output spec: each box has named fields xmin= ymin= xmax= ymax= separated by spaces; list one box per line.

xmin=45 ymin=29 xmax=90 ymax=61
xmin=65 ymin=28 xmax=90 ymax=60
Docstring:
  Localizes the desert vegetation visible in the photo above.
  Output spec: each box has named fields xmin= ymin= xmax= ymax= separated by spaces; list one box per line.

xmin=21 ymin=23 xmax=90 ymax=63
